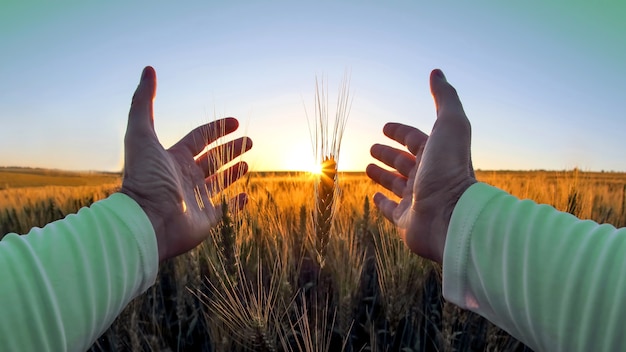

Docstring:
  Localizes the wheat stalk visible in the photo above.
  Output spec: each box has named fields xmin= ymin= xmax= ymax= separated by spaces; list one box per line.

xmin=194 ymin=244 xmax=290 ymax=351
xmin=374 ymin=222 xmax=428 ymax=340
xmin=307 ymin=72 xmax=352 ymax=266
xmin=326 ymin=215 xmax=365 ymax=338
xmin=285 ymin=292 xmax=338 ymax=352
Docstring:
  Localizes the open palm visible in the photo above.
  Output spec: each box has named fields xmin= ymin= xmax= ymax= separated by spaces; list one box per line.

xmin=366 ymin=70 xmax=476 ymax=263
xmin=121 ymin=67 xmax=252 ymax=262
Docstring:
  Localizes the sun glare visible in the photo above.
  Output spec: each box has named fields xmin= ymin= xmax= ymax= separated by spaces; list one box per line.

xmin=309 ymin=162 xmax=323 ymax=175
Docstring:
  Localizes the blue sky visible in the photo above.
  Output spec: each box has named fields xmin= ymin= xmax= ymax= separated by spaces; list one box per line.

xmin=1 ymin=1 xmax=625 ymax=171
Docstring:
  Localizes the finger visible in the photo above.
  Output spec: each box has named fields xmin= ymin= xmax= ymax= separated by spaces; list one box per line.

xmin=209 ymin=193 xmax=248 ymax=222
xmin=370 ymin=144 xmax=416 ymax=177
xmin=127 ymin=66 xmax=157 ymax=139
xmin=205 ymin=161 xmax=249 ymax=195
xmin=382 ymin=123 xmax=428 ymax=155
xmin=229 ymin=193 xmax=248 ymax=214
xmin=195 ymin=136 xmax=253 ymax=177
xmin=366 ymin=164 xmax=406 ymax=198
xmin=171 ymin=118 xmax=240 ymax=157
xmin=430 ymin=69 xmax=467 ymax=119
xmin=372 ymin=192 xmax=398 ymax=223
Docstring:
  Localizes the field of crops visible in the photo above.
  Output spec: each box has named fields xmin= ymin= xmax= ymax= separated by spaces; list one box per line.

xmin=3 ymin=168 xmax=626 ymax=351
xmin=0 ymin=168 xmax=121 ymax=236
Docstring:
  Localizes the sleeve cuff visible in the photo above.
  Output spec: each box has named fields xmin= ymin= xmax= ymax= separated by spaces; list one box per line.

xmin=442 ymin=182 xmax=503 ymax=308
xmin=98 ymin=193 xmax=159 ymax=294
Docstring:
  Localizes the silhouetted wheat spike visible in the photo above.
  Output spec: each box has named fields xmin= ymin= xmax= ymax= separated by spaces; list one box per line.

xmin=315 ymin=157 xmax=337 ymax=259
xmin=566 ymin=188 xmax=580 ymax=216
xmin=358 ymin=196 xmax=372 ymax=252
xmin=219 ymin=196 xmax=237 ymax=280
xmin=309 ymin=72 xmax=351 ymax=267
xmin=362 ymin=195 xmax=370 ymax=231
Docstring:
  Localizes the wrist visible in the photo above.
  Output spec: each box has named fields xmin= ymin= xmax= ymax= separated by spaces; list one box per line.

xmin=412 ymin=177 xmax=476 ymax=264
xmin=120 ymin=188 xmax=166 ymax=262
xmin=440 ymin=178 xmax=477 ymax=259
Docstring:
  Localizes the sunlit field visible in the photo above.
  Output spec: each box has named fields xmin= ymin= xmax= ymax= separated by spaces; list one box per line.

xmin=0 ymin=168 xmax=120 ymax=235
xmin=3 ymin=168 xmax=626 ymax=351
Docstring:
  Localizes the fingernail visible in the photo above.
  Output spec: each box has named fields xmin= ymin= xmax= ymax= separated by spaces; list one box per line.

xmin=141 ymin=67 xmax=149 ymax=81
xmin=434 ymin=69 xmax=447 ymax=81
xmin=372 ymin=192 xmax=383 ymax=204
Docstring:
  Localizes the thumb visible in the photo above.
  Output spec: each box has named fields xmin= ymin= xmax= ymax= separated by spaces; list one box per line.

xmin=127 ymin=66 xmax=157 ymax=137
xmin=428 ymin=69 xmax=473 ymax=173
xmin=429 ymin=69 xmax=465 ymax=118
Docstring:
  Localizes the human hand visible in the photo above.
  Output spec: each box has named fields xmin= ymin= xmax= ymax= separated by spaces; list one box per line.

xmin=121 ymin=66 xmax=252 ymax=262
xmin=366 ymin=69 xmax=476 ymax=264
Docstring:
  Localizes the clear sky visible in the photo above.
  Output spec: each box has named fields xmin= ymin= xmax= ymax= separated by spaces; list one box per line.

xmin=1 ymin=1 xmax=625 ymax=172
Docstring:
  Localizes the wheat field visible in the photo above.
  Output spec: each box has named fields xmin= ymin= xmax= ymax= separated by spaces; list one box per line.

xmin=2 ymin=169 xmax=626 ymax=351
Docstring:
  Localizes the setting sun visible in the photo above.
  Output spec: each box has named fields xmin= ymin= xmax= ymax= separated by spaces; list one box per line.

xmin=309 ymin=162 xmax=323 ymax=175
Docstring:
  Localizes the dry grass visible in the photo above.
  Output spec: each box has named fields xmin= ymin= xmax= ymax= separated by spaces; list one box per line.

xmin=4 ymin=166 xmax=626 ymax=351
xmin=88 ymin=169 xmax=626 ymax=351
xmin=0 ymin=167 xmax=119 ymax=189
xmin=0 ymin=181 xmax=119 ymax=237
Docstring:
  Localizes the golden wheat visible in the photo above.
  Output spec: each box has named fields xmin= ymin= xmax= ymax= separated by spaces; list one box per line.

xmin=5 ymin=167 xmax=624 ymax=351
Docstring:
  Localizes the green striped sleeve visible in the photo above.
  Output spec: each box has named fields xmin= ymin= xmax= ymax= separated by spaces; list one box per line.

xmin=0 ymin=193 xmax=158 ymax=351
xmin=443 ymin=182 xmax=626 ymax=351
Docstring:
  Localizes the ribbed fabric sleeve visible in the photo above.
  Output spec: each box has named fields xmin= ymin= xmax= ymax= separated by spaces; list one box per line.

xmin=0 ymin=193 xmax=158 ymax=352
xmin=443 ymin=182 xmax=626 ymax=351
